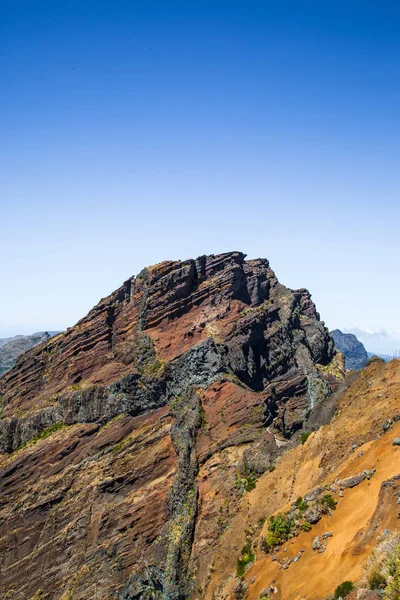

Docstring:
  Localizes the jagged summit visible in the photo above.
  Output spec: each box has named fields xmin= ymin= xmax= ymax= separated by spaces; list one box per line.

xmin=0 ymin=252 xmax=336 ymax=445
xmin=0 ymin=251 xmax=342 ymax=599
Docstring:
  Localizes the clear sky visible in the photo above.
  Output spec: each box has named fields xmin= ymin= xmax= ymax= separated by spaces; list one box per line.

xmin=1 ymin=1 xmax=399 ymax=352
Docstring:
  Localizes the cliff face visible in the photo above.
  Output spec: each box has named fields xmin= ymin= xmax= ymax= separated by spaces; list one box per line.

xmin=331 ymin=329 xmax=368 ymax=370
xmin=0 ymin=252 xmax=340 ymax=599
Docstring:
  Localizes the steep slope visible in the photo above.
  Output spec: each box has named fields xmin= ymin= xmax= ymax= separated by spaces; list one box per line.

xmin=213 ymin=357 xmax=400 ymax=600
xmin=332 ymin=329 xmax=368 ymax=370
xmin=0 ymin=252 xmax=340 ymax=600
xmin=0 ymin=331 xmax=61 ymax=377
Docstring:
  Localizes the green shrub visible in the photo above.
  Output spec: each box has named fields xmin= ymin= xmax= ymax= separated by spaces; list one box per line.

xmin=301 ymin=521 xmax=312 ymax=532
xmin=294 ymin=496 xmax=308 ymax=513
xmin=268 ymin=465 xmax=276 ymax=472
xmin=301 ymin=432 xmax=311 ymax=445
xmin=235 ymin=473 xmax=257 ymax=496
xmin=262 ymin=512 xmax=295 ymax=552
xmin=368 ymin=570 xmax=387 ymax=590
xmin=334 ymin=581 xmax=354 ymax=598
xmin=236 ymin=538 xmax=255 ymax=578
xmin=244 ymin=475 xmax=257 ymax=492
xmin=321 ymin=493 xmax=337 ymax=513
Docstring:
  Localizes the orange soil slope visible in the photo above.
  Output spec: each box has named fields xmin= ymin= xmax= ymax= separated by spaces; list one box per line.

xmin=205 ymin=358 xmax=400 ymax=600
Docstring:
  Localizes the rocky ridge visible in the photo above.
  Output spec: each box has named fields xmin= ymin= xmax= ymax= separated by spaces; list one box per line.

xmin=0 ymin=252 xmax=341 ymax=599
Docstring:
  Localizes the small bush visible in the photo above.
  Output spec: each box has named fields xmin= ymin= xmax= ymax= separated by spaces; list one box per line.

xmin=301 ymin=521 xmax=312 ymax=532
xmin=321 ymin=493 xmax=337 ymax=513
xmin=236 ymin=538 xmax=255 ymax=578
xmin=262 ymin=512 xmax=295 ymax=552
xmin=294 ymin=496 xmax=309 ymax=513
xmin=301 ymin=432 xmax=311 ymax=445
xmin=268 ymin=465 xmax=276 ymax=473
xmin=368 ymin=570 xmax=387 ymax=590
xmin=334 ymin=581 xmax=354 ymax=598
xmin=235 ymin=473 xmax=257 ymax=496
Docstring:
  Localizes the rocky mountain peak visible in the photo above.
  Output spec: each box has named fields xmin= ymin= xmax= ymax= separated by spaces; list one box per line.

xmin=0 ymin=252 xmax=343 ymax=599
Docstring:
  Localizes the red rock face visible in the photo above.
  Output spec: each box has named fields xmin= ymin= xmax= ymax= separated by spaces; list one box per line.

xmin=0 ymin=252 xmax=341 ymax=599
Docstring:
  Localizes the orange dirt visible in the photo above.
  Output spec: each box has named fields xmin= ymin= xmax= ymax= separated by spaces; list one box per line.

xmin=204 ymin=358 xmax=400 ymax=600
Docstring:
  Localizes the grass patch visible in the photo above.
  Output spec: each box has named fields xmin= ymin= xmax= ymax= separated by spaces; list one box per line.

xmin=262 ymin=512 xmax=296 ymax=552
xmin=14 ymin=422 xmax=66 ymax=453
xmin=236 ymin=538 xmax=255 ymax=578
xmin=301 ymin=431 xmax=312 ymax=445
xmin=368 ymin=570 xmax=387 ymax=590
xmin=235 ymin=473 xmax=257 ymax=496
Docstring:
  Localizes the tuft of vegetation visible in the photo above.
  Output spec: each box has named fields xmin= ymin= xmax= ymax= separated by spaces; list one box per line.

xmin=386 ymin=542 xmax=400 ymax=598
xmin=112 ymin=439 xmax=127 ymax=454
xmin=334 ymin=581 xmax=354 ymax=599
xmin=301 ymin=431 xmax=312 ymax=445
xmin=301 ymin=521 xmax=312 ymax=532
xmin=235 ymin=473 xmax=257 ymax=496
xmin=294 ymin=496 xmax=309 ymax=513
xmin=262 ymin=512 xmax=295 ymax=553
xmin=236 ymin=538 xmax=255 ymax=578
xmin=268 ymin=465 xmax=276 ymax=473
xmin=368 ymin=570 xmax=387 ymax=590
xmin=321 ymin=493 xmax=337 ymax=513
xmin=14 ymin=422 xmax=66 ymax=453
xmin=363 ymin=533 xmax=400 ymax=599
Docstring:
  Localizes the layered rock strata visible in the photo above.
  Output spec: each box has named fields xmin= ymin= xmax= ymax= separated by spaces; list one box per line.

xmin=0 ymin=252 xmax=340 ymax=599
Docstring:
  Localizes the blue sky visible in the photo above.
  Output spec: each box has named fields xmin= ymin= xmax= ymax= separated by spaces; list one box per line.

xmin=1 ymin=1 xmax=399 ymax=353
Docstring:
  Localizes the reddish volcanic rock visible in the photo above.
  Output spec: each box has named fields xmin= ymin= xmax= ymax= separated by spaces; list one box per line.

xmin=0 ymin=252 xmax=342 ymax=599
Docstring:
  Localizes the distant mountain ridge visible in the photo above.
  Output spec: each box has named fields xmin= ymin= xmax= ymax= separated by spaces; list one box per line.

xmin=0 ymin=331 xmax=61 ymax=376
xmin=331 ymin=328 xmax=368 ymax=370
xmin=367 ymin=351 xmax=393 ymax=363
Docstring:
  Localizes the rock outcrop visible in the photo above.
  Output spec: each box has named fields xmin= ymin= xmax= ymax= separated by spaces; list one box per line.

xmin=0 ymin=252 xmax=341 ymax=599
xmin=331 ymin=329 xmax=368 ymax=370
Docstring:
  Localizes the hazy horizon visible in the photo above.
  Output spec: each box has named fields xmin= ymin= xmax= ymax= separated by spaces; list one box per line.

xmin=1 ymin=2 xmax=399 ymax=349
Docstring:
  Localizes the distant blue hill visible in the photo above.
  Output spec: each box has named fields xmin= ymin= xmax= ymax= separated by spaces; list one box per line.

xmin=331 ymin=329 xmax=368 ymax=370
xmin=366 ymin=351 xmax=393 ymax=363
xmin=0 ymin=331 xmax=61 ymax=377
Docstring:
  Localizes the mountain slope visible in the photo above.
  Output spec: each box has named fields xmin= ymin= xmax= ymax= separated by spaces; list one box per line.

xmin=213 ymin=356 xmax=400 ymax=600
xmin=0 ymin=251 xmax=341 ymax=600
xmin=0 ymin=331 xmax=61 ymax=377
